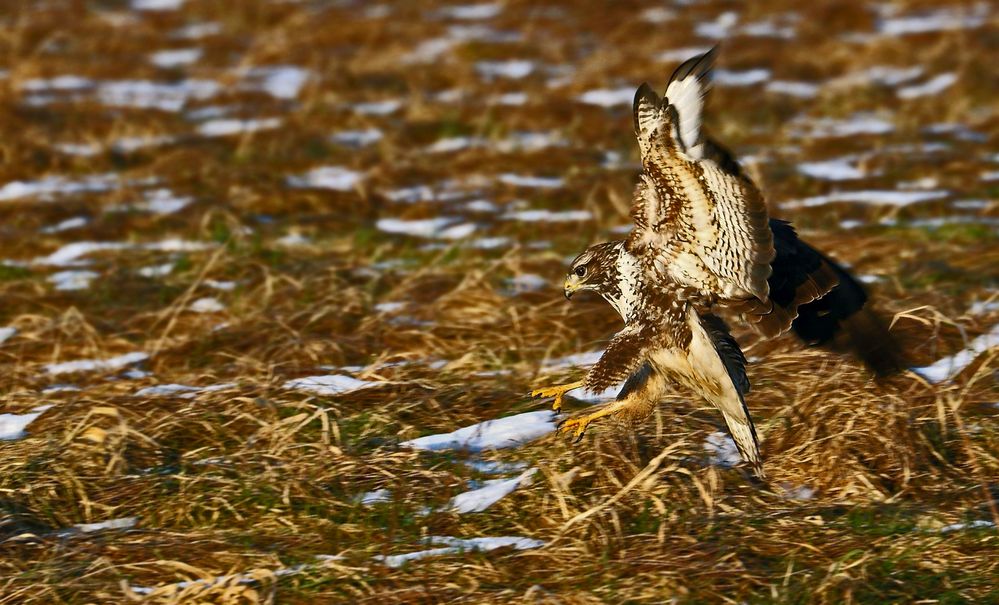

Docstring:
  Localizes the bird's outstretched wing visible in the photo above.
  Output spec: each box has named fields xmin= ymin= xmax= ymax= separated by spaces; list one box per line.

xmin=626 ymin=50 xmax=775 ymax=306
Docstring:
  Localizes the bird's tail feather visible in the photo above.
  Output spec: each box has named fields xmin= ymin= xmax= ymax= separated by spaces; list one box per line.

xmin=722 ymin=411 xmax=764 ymax=478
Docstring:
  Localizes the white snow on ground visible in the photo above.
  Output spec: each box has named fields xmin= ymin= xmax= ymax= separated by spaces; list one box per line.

xmin=765 ymin=80 xmax=820 ymax=98
xmin=132 ymin=0 xmax=184 ymax=10
xmin=792 ymin=114 xmax=894 ymax=138
xmin=33 ymin=239 xmax=211 ymax=267
xmin=41 ymin=384 xmax=80 ymax=393
xmin=376 ymin=217 xmax=475 ymax=240
xmin=576 ymin=87 xmax=634 ymax=107
xmin=401 ymin=410 xmax=557 ymax=452
xmin=45 ymin=352 xmax=149 ymax=375
xmin=797 ymin=157 xmax=869 ymax=181
xmin=0 ymin=327 xmax=18 ymax=344
xmin=878 ymin=5 xmax=988 ymax=35
xmin=0 ymin=173 xmax=119 ymax=202
xmin=714 ymin=68 xmax=770 ymax=87
xmin=695 ymin=11 xmax=738 ymax=38
xmin=897 ymin=73 xmax=958 ymax=99
xmin=97 ymin=79 xmax=220 ymax=112
xmin=912 ymin=324 xmax=999 ymax=383
xmin=69 ymin=517 xmax=138 ymax=534
xmin=204 ymin=279 xmax=236 ymax=291
xmin=351 ymin=100 xmax=401 ymax=115
xmin=287 ymin=166 xmax=363 ymax=191
xmin=498 ymin=174 xmax=564 ymax=189
xmin=475 ymin=60 xmax=535 ymax=79
xmin=172 ymin=22 xmax=220 ymax=39
xmin=41 ymin=217 xmax=88 ymax=233
xmin=359 ymin=489 xmax=391 ymax=505
xmin=655 ymin=46 xmax=713 ymax=63
xmin=704 ymin=432 xmax=742 ymax=467
xmin=507 ymin=273 xmax=548 ymax=293
xmin=139 ymin=262 xmax=174 ymax=277
xmin=0 ymin=405 xmax=51 ymax=440
xmin=276 ymin=233 xmax=310 ymax=247
xmin=438 ymin=3 xmax=502 ymax=20
xmin=53 ymin=142 xmax=101 ymax=156
xmin=830 ymin=66 xmax=924 ymax=89
xmin=545 ymin=350 xmax=604 ymax=369
xmin=196 ymin=117 xmax=281 ymax=137
xmin=149 ymin=48 xmax=202 ymax=68
xmin=465 ymin=459 xmax=529 ymax=474
xmin=331 ymin=128 xmax=383 ymax=147
xmin=641 ymin=7 xmax=676 ymax=23
xmin=189 ymin=297 xmax=225 ymax=313
xmin=48 ymin=270 xmax=98 ymax=291
xmin=449 ymin=469 xmax=537 ymax=513
xmin=494 ymin=92 xmax=527 ymax=105
xmin=243 ymin=66 xmax=309 ymax=99
xmin=135 ymin=188 xmax=192 ymax=214
xmin=377 ymin=536 xmax=545 ymax=568
xmin=134 ymin=383 xmax=235 ymax=398
xmin=502 ymin=209 xmax=591 ymax=222
xmin=113 ymin=135 xmax=176 ymax=153
xmin=783 ymin=189 xmax=949 ymax=209
xmin=283 ymin=374 xmax=380 ymax=396
xmin=939 ymin=520 xmax=996 ymax=533
xmin=20 ymin=75 xmax=93 ymax=92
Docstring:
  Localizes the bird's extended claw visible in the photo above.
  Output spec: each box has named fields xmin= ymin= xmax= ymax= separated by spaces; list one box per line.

xmin=556 ymin=415 xmax=592 ymax=443
xmin=531 ymin=381 xmax=583 ymax=414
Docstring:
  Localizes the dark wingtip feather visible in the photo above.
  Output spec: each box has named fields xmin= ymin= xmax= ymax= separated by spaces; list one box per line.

xmin=633 ymin=83 xmax=661 ymax=136
xmin=667 ymin=45 xmax=718 ymax=87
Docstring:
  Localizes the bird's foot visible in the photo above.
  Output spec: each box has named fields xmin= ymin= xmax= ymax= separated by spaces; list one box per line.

xmin=530 ymin=380 xmax=584 ymax=414
xmin=556 ymin=414 xmax=597 ymax=443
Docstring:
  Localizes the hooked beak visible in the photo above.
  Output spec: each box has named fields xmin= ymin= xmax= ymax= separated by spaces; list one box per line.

xmin=563 ymin=278 xmax=577 ymax=300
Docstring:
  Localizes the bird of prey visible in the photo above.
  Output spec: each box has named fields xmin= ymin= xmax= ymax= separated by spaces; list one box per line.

xmin=531 ymin=49 xmax=903 ymax=476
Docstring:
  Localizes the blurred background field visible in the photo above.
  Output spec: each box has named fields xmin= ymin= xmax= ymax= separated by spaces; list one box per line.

xmin=0 ymin=0 xmax=997 ymax=602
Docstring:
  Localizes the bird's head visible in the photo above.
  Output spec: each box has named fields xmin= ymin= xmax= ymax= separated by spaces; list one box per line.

xmin=564 ymin=241 xmax=623 ymax=300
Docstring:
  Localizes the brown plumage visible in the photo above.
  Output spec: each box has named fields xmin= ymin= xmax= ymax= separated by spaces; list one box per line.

xmin=533 ymin=49 xmax=905 ymax=477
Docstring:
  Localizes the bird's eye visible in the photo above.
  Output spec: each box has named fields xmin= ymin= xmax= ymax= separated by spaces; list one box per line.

xmin=574 ymin=266 xmax=587 ymax=277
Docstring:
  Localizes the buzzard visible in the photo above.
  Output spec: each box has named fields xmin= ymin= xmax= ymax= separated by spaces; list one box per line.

xmin=532 ymin=49 xmax=903 ymax=476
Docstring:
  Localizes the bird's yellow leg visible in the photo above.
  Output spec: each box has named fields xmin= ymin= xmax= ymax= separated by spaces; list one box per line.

xmin=557 ymin=400 xmax=630 ymax=443
xmin=530 ymin=380 xmax=585 ymax=413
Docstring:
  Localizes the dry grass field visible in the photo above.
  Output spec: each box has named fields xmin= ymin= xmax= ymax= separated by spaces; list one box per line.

xmin=0 ymin=0 xmax=998 ymax=603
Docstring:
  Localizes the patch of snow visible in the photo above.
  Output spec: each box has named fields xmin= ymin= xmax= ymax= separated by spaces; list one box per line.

xmin=912 ymin=324 xmax=999 ymax=383
xmin=41 ymin=216 xmax=88 ymax=233
xmin=655 ymin=46 xmax=713 ymax=63
xmin=48 ymin=270 xmax=98 ymax=291
xmin=45 ymin=352 xmax=148 ymax=375
xmin=135 ymin=188 xmax=192 ymax=214
xmin=798 ymin=157 xmax=868 ymax=181
xmin=469 ymin=237 xmax=510 ymax=250
xmin=0 ymin=406 xmax=50 ymax=441
xmin=766 ymin=80 xmax=819 ymax=98
xmin=439 ymin=3 xmax=502 ymax=20
xmin=792 ymin=114 xmax=894 ymax=138
xmin=784 ymin=190 xmax=948 ymax=209
xmin=189 ymin=297 xmax=225 ymax=313
xmin=20 ymin=75 xmax=94 ymax=92
xmin=545 ymin=350 xmax=603 ymax=369
xmin=42 ymin=384 xmax=80 ymax=393
xmin=695 ymin=11 xmax=739 ymax=38
xmin=352 ymin=100 xmax=401 ymax=116
xmin=196 ymin=117 xmax=281 ymax=137
xmin=465 ymin=199 xmax=499 ymax=213
xmin=243 ymin=66 xmax=309 ymax=100
xmin=171 ymin=22 xmax=221 ymax=39
xmin=97 ymin=79 xmax=220 ymax=112
xmin=359 ymin=489 xmax=391 ymax=505
xmin=502 ymin=209 xmax=590 ymax=222
xmin=53 ymin=142 xmax=101 ymax=156
xmin=132 ymin=0 xmax=184 ymax=10
xmin=33 ymin=240 xmax=211 ymax=267
xmin=714 ymin=68 xmax=770 ymax=87
xmin=476 ymin=60 xmax=535 ymax=80
xmin=494 ymin=92 xmax=527 ymax=105
xmin=939 ymin=520 xmax=995 ymax=533
xmin=507 ymin=273 xmax=548 ymax=293
xmin=375 ymin=217 xmax=472 ymax=239
xmin=879 ymin=6 xmax=988 ymax=35
xmin=498 ymin=174 xmax=564 ymax=189
xmin=276 ymin=233 xmax=310 ymax=247
xmin=283 ymin=374 xmax=380 ymax=396
xmin=704 ymin=431 xmax=742 ymax=467
xmin=427 ymin=136 xmax=485 ymax=154
xmin=375 ymin=302 xmax=405 ymax=313
xmin=287 ymin=166 xmax=363 ymax=191
xmin=641 ymin=7 xmax=676 ymax=23
xmin=138 ymin=262 xmax=174 ymax=277
xmin=331 ymin=128 xmax=383 ymax=147
xmin=897 ymin=73 xmax=958 ymax=99
xmin=403 ymin=38 xmax=456 ymax=64
xmin=149 ymin=48 xmax=202 ymax=68
xmin=577 ymin=87 xmax=634 ymax=107
xmin=0 ymin=173 xmax=119 ymax=202
xmin=112 ymin=135 xmax=176 ymax=153
xmin=377 ymin=536 xmax=545 ymax=568
xmin=0 ymin=327 xmax=16 ymax=344
xmin=401 ymin=410 xmax=557 ymax=452
xmin=134 ymin=382 xmax=236 ymax=398
xmin=204 ymin=279 xmax=236 ymax=291
xmin=464 ymin=459 xmax=529 ymax=474
xmin=449 ymin=468 xmax=536 ymax=513
xmin=71 ymin=517 xmax=138 ymax=533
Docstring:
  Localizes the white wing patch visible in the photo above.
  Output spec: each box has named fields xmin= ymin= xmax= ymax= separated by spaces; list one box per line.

xmin=664 ymin=74 xmax=706 ymax=158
